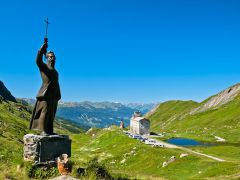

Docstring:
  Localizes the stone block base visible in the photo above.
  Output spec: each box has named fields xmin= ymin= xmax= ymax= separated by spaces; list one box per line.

xmin=23 ymin=134 xmax=71 ymax=162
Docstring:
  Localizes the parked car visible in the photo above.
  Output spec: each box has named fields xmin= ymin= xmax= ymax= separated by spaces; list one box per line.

xmin=140 ymin=137 xmax=147 ymax=142
xmin=128 ymin=134 xmax=137 ymax=138
xmin=145 ymin=139 xmax=156 ymax=145
xmin=132 ymin=135 xmax=142 ymax=139
xmin=152 ymin=142 xmax=165 ymax=147
xmin=128 ymin=134 xmax=133 ymax=138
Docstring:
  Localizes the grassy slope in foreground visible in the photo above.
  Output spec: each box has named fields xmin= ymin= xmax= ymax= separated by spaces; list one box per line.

xmin=0 ymin=98 xmax=239 ymax=180
xmin=0 ymin=100 xmax=83 ymax=179
xmin=71 ymin=127 xmax=240 ymax=180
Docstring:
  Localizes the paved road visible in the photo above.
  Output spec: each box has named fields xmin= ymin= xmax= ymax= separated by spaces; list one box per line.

xmin=126 ymin=132 xmax=226 ymax=162
xmin=151 ymin=138 xmax=226 ymax=162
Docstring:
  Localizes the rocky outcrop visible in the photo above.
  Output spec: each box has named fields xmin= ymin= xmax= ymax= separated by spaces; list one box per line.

xmin=162 ymin=156 xmax=176 ymax=167
xmin=180 ymin=153 xmax=188 ymax=158
xmin=214 ymin=136 xmax=226 ymax=142
xmin=0 ymin=80 xmax=16 ymax=102
xmin=190 ymin=84 xmax=240 ymax=115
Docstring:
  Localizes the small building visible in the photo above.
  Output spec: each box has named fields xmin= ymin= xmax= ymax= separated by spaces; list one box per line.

xmin=130 ymin=111 xmax=150 ymax=135
xmin=119 ymin=120 xmax=125 ymax=129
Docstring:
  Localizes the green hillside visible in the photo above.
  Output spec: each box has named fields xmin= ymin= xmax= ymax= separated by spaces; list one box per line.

xmin=164 ymin=96 xmax=240 ymax=142
xmin=0 ymin=99 xmax=83 ymax=179
xmin=1 ymin=83 xmax=240 ymax=179
xmin=147 ymin=100 xmax=198 ymax=132
xmin=71 ymin=127 xmax=240 ymax=179
xmin=144 ymin=84 xmax=240 ymax=179
xmin=148 ymin=84 xmax=240 ymax=143
xmin=1 ymin=98 xmax=240 ymax=179
xmin=0 ymin=100 xmax=30 ymax=179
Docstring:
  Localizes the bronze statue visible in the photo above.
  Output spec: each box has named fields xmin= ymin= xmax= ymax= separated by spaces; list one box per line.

xmin=30 ymin=18 xmax=61 ymax=135
xmin=29 ymin=19 xmax=61 ymax=135
xmin=29 ymin=37 xmax=61 ymax=135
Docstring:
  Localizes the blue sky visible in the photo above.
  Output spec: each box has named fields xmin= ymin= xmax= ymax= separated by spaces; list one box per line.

xmin=0 ymin=0 xmax=240 ymax=103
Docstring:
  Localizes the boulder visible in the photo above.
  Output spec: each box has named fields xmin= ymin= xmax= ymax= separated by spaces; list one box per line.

xmin=120 ymin=159 xmax=126 ymax=164
xmin=168 ymin=156 xmax=176 ymax=163
xmin=162 ymin=161 xmax=168 ymax=168
xmin=162 ymin=156 xmax=176 ymax=168
xmin=180 ymin=153 xmax=188 ymax=158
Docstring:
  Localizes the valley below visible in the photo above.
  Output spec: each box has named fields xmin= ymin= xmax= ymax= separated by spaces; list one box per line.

xmin=0 ymin=81 xmax=240 ymax=179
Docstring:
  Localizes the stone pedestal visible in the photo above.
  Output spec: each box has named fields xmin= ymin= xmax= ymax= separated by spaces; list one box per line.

xmin=23 ymin=134 xmax=71 ymax=163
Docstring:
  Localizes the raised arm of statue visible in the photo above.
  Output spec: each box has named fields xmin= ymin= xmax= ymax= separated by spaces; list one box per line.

xmin=36 ymin=42 xmax=48 ymax=68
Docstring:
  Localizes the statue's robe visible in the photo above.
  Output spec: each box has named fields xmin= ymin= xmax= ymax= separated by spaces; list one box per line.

xmin=29 ymin=51 xmax=61 ymax=134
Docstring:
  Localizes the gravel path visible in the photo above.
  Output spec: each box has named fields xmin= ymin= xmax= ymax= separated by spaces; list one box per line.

xmin=154 ymin=139 xmax=226 ymax=162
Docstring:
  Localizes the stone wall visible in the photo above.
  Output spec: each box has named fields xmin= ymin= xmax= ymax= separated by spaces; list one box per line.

xmin=24 ymin=134 xmax=71 ymax=163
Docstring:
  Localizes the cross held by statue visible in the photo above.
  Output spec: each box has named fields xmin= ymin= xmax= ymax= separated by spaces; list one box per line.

xmin=44 ymin=18 xmax=50 ymax=43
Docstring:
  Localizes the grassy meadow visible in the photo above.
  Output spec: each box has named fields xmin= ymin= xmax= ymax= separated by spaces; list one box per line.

xmin=1 ymin=84 xmax=240 ymax=179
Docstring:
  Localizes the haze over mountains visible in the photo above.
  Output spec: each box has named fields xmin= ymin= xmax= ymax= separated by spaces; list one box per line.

xmin=58 ymin=101 xmax=156 ymax=128
xmin=22 ymin=98 xmax=156 ymax=128
xmin=1 ymin=80 xmax=155 ymax=129
xmin=2 ymin=79 xmax=240 ymax=136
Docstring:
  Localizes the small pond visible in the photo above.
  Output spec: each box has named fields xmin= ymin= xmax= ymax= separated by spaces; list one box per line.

xmin=166 ymin=138 xmax=214 ymax=146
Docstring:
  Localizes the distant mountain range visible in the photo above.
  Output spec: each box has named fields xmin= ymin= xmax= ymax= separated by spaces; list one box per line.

xmin=0 ymin=81 xmax=153 ymax=128
xmin=4 ymin=79 xmax=240 ymax=139
xmin=57 ymin=101 xmax=156 ymax=128
xmin=21 ymin=98 xmax=156 ymax=128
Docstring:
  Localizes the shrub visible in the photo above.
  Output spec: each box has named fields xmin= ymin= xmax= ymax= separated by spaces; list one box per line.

xmin=81 ymin=157 xmax=113 ymax=180
xmin=25 ymin=162 xmax=59 ymax=179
